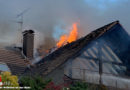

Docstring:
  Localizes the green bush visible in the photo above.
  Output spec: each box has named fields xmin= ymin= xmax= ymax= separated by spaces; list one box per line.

xmin=70 ymin=81 xmax=108 ymax=90
xmin=19 ymin=75 xmax=51 ymax=90
xmin=70 ymin=81 xmax=89 ymax=90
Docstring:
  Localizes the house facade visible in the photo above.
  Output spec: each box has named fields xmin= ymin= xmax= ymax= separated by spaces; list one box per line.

xmin=64 ymin=22 xmax=130 ymax=88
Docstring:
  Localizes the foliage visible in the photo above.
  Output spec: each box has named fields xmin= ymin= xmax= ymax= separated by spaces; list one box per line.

xmin=19 ymin=75 xmax=108 ymax=90
xmin=19 ymin=75 xmax=51 ymax=90
xmin=44 ymin=82 xmax=62 ymax=90
xmin=0 ymin=71 xmax=19 ymax=90
xmin=70 ymin=81 xmax=89 ymax=90
xmin=70 ymin=81 xmax=108 ymax=90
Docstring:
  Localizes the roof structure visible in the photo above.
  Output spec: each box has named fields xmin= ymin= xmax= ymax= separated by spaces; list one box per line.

xmin=0 ymin=46 xmax=29 ymax=75
xmin=26 ymin=21 xmax=123 ymax=76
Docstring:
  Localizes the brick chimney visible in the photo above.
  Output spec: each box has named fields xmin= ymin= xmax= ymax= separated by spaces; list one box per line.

xmin=23 ymin=30 xmax=34 ymax=59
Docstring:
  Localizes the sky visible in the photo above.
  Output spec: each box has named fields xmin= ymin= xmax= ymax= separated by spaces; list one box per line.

xmin=0 ymin=0 xmax=129 ymax=48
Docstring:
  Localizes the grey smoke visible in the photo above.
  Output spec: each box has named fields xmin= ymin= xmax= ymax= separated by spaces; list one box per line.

xmin=0 ymin=0 xmax=130 ymax=49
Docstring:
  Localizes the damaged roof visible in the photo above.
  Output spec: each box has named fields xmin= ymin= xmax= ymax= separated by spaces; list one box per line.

xmin=26 ymin=21 xmax=125 ymax=76
xmin=0 ymin=46 xmax=29 ymax=75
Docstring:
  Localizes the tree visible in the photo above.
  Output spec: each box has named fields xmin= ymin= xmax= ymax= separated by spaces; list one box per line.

xmin=0 ymin=71 xmax=19 ymax=90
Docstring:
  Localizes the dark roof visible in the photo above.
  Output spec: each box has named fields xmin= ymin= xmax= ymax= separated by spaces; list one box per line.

xmin=26 ymin=21 xmax=120 ymax=76
xmin=0 ymin=47 xmax=29 ymax=75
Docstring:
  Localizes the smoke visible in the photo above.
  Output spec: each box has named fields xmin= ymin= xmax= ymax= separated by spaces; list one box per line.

xmin=0 ymin=0 xmax=130 ymax=49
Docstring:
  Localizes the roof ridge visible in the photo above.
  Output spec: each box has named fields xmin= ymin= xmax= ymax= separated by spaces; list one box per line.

xmin=84 ymin=21 xmax=119 ymax=40
xmin=105 ymin=20 xmax=119 ymax=31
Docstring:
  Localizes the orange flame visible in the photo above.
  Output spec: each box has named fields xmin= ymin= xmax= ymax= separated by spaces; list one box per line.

xmin=67 ymin=23 xmax=78 ymax=43
xmin=56 ymin=23 xmax=78 ymax=48
xmin=56 ymin=35 xmax=68 ymax=48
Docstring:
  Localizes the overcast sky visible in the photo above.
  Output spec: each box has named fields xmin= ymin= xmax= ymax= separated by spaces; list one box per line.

xmin=0 ymin=0 xmax=129 ymax=47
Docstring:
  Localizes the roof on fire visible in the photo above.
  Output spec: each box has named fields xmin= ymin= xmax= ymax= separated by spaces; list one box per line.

xmin=26 ymin=21 xmax=125 ymax=76
xmin=0 ymin=46 xmax=29 ymax=75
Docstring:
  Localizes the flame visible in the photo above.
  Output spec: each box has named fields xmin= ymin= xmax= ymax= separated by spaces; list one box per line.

xmin=67 ymin=23 xmax=78 ymax=43
xmin=56 ymin=23 xmax=78 ymax=48
xmin=56 ymin=35 xmax=68 ymax=48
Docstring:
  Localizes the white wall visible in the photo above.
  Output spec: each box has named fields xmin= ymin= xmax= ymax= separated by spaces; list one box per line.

xmin=64 ymin=36 xmax=129 ymax=89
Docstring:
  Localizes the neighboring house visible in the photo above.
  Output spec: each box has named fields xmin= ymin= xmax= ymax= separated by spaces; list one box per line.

xmin=0 ymin=30 xmax=34 ymax=75
xmin=26 ymin=21 xmax=130 ymax=89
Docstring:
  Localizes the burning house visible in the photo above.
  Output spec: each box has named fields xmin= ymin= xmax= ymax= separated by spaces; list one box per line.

xmin=0 ymin=21 xmax=130 ymax=89
xmin=25 ymin=21 xmax=130 ymax=89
